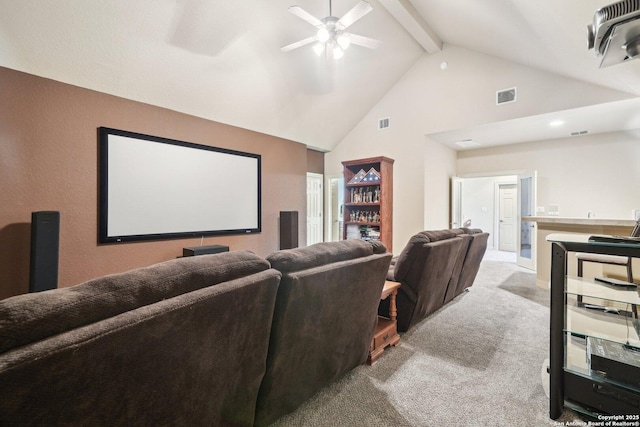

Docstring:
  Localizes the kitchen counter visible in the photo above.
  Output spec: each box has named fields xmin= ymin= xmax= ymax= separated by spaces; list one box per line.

xmin=523 ymin=216 xmax=636 ymax=227
xmin=524 ymin=216 xmax=637 ymax=288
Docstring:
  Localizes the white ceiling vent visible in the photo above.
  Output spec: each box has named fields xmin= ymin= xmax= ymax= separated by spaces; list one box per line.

xmin=496 ymin=87 xmax=517 ymax=105
xmin=378 ymin=117 xmax=390 ymax=130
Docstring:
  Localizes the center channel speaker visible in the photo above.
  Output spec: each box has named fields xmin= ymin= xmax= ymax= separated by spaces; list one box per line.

xmin=29 ymin=211 xmax=60 ymax=293
xmin=182 ymin=245 xmax=229 ymax=257
xmin=279 ymin=211 xmax=298 ymax=249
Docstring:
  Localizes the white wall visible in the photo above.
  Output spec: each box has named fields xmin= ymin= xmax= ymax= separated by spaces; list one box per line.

xmin=324 ymin=122 xmax=430 ymax=253
xmin=326 ymin=44 xmax=634 ymax=253
xmin=424 ymin=138 xmax=457 ymax=230
xmin=457 ymin=131 xmax=640 ymax=220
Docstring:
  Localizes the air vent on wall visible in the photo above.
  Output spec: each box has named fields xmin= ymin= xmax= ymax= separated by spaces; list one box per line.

xmin=496 ymin=87 xmax=517 ymax=105
xmin=378 ymin=117 xmax=390 ymax=130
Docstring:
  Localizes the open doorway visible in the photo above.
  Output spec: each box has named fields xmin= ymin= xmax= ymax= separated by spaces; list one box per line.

xmin=451 ymin=172 xmax=537 ymax=269
xmin=452 ymin=175 xmax=517 ymax=263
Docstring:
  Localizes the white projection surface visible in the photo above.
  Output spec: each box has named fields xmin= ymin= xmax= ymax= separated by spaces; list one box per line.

xmin=101 ymin=130 xmax=260 ymax=242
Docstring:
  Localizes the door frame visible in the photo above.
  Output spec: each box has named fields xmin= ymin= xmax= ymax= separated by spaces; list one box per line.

xmin=450 ymin=177 xmax=463 ymax=228
xmin=516 ymin=171 xmax=537 ymax=271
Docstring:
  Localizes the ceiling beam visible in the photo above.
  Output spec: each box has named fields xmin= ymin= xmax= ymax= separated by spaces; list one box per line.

xmin=378 ymin=0 xmax=442 ymax=54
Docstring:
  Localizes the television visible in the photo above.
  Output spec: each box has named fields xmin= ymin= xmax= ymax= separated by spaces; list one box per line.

xmin=98 ymin=127 xmax=261 ymax=243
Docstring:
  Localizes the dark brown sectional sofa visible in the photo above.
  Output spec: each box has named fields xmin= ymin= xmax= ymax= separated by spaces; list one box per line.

xmin=255 ymin=240 xmax=391 ymax=426
xmin=0 ymin=240 xmax=391 ymax=426
xmin=384 ymin=228 xmax=489 ymax=332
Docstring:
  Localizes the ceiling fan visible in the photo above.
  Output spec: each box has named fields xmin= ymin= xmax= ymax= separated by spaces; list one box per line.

xmin=281 ymin=0 xmax=383 ymax=59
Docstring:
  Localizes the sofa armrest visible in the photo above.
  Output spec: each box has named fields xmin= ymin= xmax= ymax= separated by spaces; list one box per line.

xmin=397 ymin=279 xmax=417 ymax=304
xmin=386 ymin=256 xmax=399 ymax=281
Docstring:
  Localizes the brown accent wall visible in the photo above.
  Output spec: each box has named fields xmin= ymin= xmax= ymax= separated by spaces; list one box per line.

xmin=306 ymin=149 xmax=324 ymax=174
xmin=0 ymin=67 xmax=307 ymax=299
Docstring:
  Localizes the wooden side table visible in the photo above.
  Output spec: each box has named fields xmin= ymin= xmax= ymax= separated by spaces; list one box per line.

xmin=367 ymin=280 xmax=401 ymax=365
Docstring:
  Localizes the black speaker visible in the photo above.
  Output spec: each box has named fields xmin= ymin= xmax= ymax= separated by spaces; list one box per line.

xmin=280 ymin=211 xmax=299 ymax=250
xmin=182 ymin=245 xmax=229 ymax=257
xmin=29 ymin=211 xmax=60 ymax=293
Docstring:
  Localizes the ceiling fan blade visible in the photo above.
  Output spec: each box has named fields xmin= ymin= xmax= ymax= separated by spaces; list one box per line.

xmin=336 ymin=1 xmax=373 ymax=30
xmin=288 ymin=6 xmax=324 ymax=29
xmin=281 ymin=35 xmax=318 ymax=52
xmin=348 ymin=33 xmax=383 ymax=49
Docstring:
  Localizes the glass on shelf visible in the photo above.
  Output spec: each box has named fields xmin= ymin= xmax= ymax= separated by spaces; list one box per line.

xmin=566 ymin=276 xmax=640 ymax=306
xmin=565 ymin=304 xmax=640 ymax=347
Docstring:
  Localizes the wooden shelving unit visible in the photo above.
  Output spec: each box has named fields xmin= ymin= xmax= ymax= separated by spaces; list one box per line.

xmin=342 ymin=156 xmax=393 ymax=252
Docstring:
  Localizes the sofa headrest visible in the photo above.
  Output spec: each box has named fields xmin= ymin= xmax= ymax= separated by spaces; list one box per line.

xmin=369 ymin=240 xmax=388 ymax=254
xmin=423 ymin=229 xmax=459 ymax=242
xmin=461 ymin=228 xmax=484 ymax=235
xmin=390 ymin=232 xmax=430 ymax=282
xmin=0 ymin=251 xmax=270 ymax=355
xmin=267 ymin=239 xmax=385 ymax=273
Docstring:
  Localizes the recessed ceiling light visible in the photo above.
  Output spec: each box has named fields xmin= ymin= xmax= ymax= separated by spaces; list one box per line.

xmin=455 ymin=139 xmax=480 ymax=148
xmin=549 ymin=120 xmax=564 ymax=127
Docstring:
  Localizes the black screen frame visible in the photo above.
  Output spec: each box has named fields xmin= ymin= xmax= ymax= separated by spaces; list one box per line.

xmin=98 ymin=127 xmax=261 ymax=244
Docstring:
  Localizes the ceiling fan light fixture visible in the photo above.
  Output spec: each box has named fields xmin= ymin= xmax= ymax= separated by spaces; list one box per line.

xmin=282 ymin=1 xmax=381 ymax=59
xmin=317 ymin=28 xmax=331 ymax=43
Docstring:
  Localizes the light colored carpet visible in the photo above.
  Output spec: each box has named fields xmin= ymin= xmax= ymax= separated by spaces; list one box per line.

xmin=272 ymin=260 xmax=583 ymax=426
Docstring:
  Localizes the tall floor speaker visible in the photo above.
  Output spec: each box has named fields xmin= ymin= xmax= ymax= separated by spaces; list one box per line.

xmin=279 ymin=211 xmax=298 ymax=250
xmin=29 ymin=211 xmax=60 ymax=293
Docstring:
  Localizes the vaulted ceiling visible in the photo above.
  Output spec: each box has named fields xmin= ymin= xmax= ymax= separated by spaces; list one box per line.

xmin=1 ymin=0 xmax=639 ymax=151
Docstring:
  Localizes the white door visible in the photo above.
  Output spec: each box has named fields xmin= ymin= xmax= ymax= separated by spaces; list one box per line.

xmin=450 ymin=177 xmax=463 ymax=228
xmin=307 ymin=173 xmax=323 ymax=245
xmin=517 ymin=172 xmax=537 ymax=270
xmin=498 ymin=184 xmax=517 ymax=252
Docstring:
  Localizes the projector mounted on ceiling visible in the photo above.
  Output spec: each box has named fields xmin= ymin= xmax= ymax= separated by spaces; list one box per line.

xmin=588 ymin=0 xmax=640 ymax=67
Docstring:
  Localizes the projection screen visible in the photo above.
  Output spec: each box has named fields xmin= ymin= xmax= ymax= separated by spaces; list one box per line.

xmin=98 ymin=127 xmax=261 ymax=243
